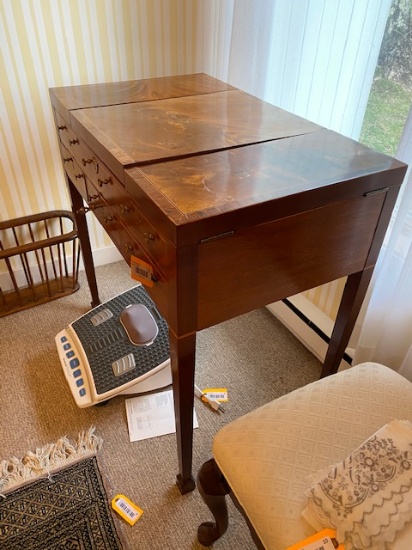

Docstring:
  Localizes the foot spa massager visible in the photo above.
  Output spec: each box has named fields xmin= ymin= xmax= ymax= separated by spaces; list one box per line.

xmin=55 ymin=285 xmax=171 ymax=408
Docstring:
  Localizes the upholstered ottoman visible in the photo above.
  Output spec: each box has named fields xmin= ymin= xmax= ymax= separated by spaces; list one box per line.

xmin=197 ymin=363 xmax=412 ymax=549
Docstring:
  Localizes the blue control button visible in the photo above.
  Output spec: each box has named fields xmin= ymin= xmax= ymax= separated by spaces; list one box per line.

xmin=61 ymin=336 xmax=67 ymax=343
xmin=79 ymin=388 xmax=86 ymax=397
xmin=70 ymin=358 xmax=80 ymax=369
xmin=66 ymin=350 xmax=75 ymax=358
xmin=76 ymin=378 xmax=84 ymax=387
xmin=73 ymin=369 xmax=81 ymax=378
xmin=63 ymin=343 xmax=71 ymax=350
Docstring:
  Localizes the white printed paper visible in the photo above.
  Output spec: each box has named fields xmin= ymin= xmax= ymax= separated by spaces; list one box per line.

xmin=125 ymin=389 xmax=198 ymax=442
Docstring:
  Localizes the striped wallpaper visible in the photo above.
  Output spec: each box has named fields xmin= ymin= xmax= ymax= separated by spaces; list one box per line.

xmin=0 ymin=0 xmax=391 ymax=322
xmin=0 ymin=0 xmax=201 ymax=255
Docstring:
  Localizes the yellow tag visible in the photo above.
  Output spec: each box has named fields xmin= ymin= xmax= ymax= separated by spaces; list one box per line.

xmin=111 ymin=493 xmax=143 ymax=526
xmin=285 ymin=529 xmax=344 ymax=550
xmin=130 ymin=255 xmax=154 ymax=287
xmin=202 ymin=387 xmax=228 ymax=402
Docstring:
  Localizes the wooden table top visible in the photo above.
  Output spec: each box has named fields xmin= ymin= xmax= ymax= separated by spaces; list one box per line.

xmin=70 ymin=89 xmax=320 ymax=168
xmin=50 ymin=73 xmax=404 ymax=243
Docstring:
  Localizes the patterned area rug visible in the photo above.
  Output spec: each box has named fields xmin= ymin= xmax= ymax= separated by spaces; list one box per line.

xmin=0 ymin=430 xmax=122 ymax=549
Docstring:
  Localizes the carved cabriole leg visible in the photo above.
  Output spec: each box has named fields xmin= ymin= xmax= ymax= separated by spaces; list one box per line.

xmin=197 ymin=458 xmax=230 ymax=546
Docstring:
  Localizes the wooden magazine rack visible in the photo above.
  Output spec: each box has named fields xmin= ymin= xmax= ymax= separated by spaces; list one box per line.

xmin=0 ymin=210 xmax=80 ymax=317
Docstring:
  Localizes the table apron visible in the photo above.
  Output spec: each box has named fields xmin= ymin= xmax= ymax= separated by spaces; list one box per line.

xmin=196 ymin=191 xmax=385 ymax=329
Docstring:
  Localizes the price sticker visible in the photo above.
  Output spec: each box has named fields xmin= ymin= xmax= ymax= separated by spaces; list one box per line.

xmin=202 ymin=387 xmax=228 ymax=402
xmin=285 ymin=529 xmax=344 ymax=550
xmin=112 ymin=493 xmax=143 ymax=526
xmin=130 ymin=255 xmax=154 ymax=287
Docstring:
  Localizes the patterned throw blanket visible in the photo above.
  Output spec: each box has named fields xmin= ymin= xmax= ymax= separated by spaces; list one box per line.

xmin=302 ymin=420 xmax=412 ymax=550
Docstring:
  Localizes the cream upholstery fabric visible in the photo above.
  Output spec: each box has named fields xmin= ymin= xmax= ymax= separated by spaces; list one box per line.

xmin=213 ymin=363 xmax=412 ymax=550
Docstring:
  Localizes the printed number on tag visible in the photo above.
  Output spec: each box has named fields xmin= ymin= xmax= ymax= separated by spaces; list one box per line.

xmin=202 ymin=388 xmax=228 ymax=402
xmin=112 ymin=493 xmax=143 ymax=526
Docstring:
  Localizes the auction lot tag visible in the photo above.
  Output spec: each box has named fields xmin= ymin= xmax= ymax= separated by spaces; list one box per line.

xmin=202 ymin=388 xmax=228 ymax=402
xmin=285 ymin=529 xmax=344 ymax=550
xmin=130 ymin=255 xmax=154 ymax=287
xmin=112 ymin=493 xmax=143 ymax=526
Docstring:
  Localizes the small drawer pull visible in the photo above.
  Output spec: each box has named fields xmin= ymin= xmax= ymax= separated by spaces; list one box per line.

xmin=88 ymin=194 xmax=99 ymax=201
xmin=76 ymin=205 xmax=100 ymax=215
xmin=98 ymin=177 xmax=112 ymax=187
xmin=144 ymin=232 xmax=156 ymax=242
xmin=58 ymin=125 xmax=67 ymax=131
xmin=75 ymin=173 xmax=85 ymax=180
xmin=63 ymin=157 xmax=73 ymax=163
xmin=82 ymin=158 xmax=99 ymax=173
xmin=69 ymin=138 xmax=79 ymax=145
xmin=124 ymin=243 xmax=134 ymax=252
xmin=103 ymin=215 xmax=114 ymax=223
xmin=120 ymin=204 xmax=132 ymax=214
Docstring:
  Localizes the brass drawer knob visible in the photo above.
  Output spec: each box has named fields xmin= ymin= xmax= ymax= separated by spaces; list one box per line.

xmin=103 ymin=215 xmax=114 ymax=223
xmin=144 ymin=232 xmax=156 ymax=242
xmin=82 ymin=158 xmax=99 ymax=173
xmin=76 ymin=205 xmax=100 ymax=215
xmin=98 ymin=177 xmax=112 ymax=187
xmin=124 ymin=243 xmax=134 ymax=252
xmin=120 ymin=204 xmax=132 ymax=214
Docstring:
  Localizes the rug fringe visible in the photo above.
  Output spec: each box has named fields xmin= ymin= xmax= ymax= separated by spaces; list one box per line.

xmin=0 ymin=426 xmax=102 ymax=496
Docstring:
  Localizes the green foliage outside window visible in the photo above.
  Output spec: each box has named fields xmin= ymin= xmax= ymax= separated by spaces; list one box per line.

xmin=360 ymin=0 xmax=412 ymax=156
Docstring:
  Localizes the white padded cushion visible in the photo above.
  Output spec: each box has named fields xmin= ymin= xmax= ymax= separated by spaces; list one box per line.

xmin=213 ymin=363 xmax=412 ymax=549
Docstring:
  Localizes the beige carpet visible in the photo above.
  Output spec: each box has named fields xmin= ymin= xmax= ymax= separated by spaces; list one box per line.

xmin=0 ymin=261 xmax=321 ymax=549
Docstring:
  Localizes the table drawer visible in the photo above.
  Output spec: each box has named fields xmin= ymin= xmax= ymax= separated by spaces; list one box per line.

xmin=88 ymin=176 xmax=169 ymax=273
xmin=66 ymin=133 xmax=169 ymax=270
xmin=55 ymin=115 xmax=170 ymax=276
xmin=59 ymin=143 xmax=89 ymax=201
xmin=76 ymin=140 xmax=115 ymax=190
xmin=90 ymin=197 xmax=167 ymax=306
xmin=120 ymin=202 xmax=168 ymax=273
xmin=55 ymin=112 xmax=81 ymax=152
xmin=55 ymin=114 xmax=106 ymax=195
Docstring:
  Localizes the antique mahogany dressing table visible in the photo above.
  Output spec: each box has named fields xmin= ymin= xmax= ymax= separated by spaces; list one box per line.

xmin=49 ymin=73 xmax=407 ymax=494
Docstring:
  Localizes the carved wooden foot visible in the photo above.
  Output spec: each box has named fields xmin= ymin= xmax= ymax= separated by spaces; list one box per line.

xmin=197 ymin=458 xmax=230 ymax=546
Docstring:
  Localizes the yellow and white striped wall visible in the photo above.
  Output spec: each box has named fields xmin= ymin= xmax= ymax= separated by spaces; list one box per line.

xmin=0 ymin=0 xmax=202 ymax=262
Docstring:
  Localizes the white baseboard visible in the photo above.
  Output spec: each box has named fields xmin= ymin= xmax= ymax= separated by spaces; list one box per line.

xmin=0 ymin=244 xmax=123 ymax=292
xmin=266 ymin=295 xmax=353 ymax=372
xmin=84 ymin=244 xmax=123 ymax=268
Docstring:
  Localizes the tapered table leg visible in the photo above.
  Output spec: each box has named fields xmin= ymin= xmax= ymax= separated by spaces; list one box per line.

xmin=169 ymin=330 xmax=197 ymax=494
xmin=67 ymin=178 xmax=100 ymax=308
xmin=321 ymin=267 xmax=374 ymax=378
